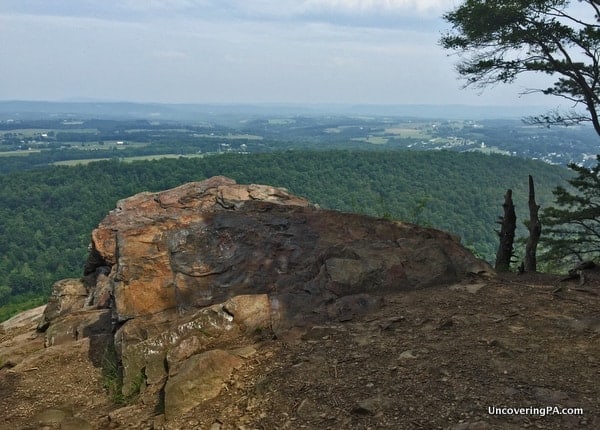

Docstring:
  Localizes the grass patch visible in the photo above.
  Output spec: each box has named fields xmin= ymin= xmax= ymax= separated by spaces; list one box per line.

xmin=101 ymin=345 xmax=124 ymax=404
xmin=101 ymin=344 xmax=145 ymax=405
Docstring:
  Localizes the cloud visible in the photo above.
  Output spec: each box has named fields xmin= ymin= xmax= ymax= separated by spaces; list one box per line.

xmin=2 ymin=0 xmax=500 ymax=105
xmin=301 ymin=0 xmax=452 ymax=15
xmin=0 ymin=0 xmax=455 ymax=29
xmin=120 ymin=0 xmax=198 ymax=10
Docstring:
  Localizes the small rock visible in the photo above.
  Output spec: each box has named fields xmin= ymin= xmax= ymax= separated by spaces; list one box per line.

xmin=164 ymin=349 xmax=244 ymax=420
xmin=351 ymin=397 xmax=382 ymax=415
xmin=230 ymin=345 xmax=257 ymax=359
xmin=437 ymin=318 xmax=454 ymax=329
xmin=399 ymin=350 xmax=417 ymax=359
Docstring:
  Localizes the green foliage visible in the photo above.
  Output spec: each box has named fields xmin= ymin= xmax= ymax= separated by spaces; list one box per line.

xmin=441 ymin=0 xmax=600 ymax=134
xmin=442 ymin=0 xmax=600 ymax=271
xmin=101 ymin=345 xmax=124 ymax=404
xmin=0 ymin=294 xmax=45 ymax=322
xmin=0 ymin=150 xmax=569 ymax=321
xmin=540 ymin=156 xmax=600 ymax=268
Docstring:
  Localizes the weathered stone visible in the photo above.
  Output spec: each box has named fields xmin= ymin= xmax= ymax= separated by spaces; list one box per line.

xmin=83 ymin=177 xmax=491 ymax=326
xmin=116 ymin=295 xmax=258 ymax=395
xmin=166 ymin=335 xmax=202 ymax=364
xmin=44 ymin=309 xmax=111 ymax=347
xmin=164 ymin=349 xmax=243 ymax=420
xmin=37 ymin=279 xmax=88 ymax=331
xmin=1 ymin=305 xmax=45 ymax=332
xmin=351 ymin=396 xmax=387 ymax=415
xmin=89 ymin=270 xmax=113 ymax=308
xmin=221 ymin=294 xmax=271 ymax=332
xmin=399 ymin=350 xmax=417 ymax=359
xmin=230 ymin=345 xmax=257 ymax=359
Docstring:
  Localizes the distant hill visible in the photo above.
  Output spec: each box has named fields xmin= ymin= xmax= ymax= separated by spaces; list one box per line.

xmin=0 ymin=100 xmax=553 ymax=121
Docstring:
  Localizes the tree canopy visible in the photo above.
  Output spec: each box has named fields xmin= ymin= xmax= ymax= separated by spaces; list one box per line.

xmin=441 ymin=0 xmax=600 ymax=136
xmin=541 ymin=155 xmax=600 ymax=266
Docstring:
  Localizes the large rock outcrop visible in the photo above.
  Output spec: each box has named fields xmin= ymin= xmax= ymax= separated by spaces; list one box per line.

xmin=36 ymin=176 xmax=492 ymax=420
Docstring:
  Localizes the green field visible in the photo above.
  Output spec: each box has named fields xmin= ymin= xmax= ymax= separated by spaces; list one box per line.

xmin=53 ymin=153 xmax=205 ymax=166
xmin=65 ymin=141 xmax=149 ymax=150
xmin=0 ymin=149 xmax=41 ymax=156
xmin=0 ymin=128 xmax=95 ymax=136
xmin=384 ymin=127 xmax=429 ymax=139
xmin=351 ymin=136 xmax=389 ymax=145
xmin=195 ymin=133 xmax=263 ymax=140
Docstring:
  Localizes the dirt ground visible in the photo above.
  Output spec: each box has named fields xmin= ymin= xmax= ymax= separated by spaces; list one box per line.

xmin=1 ymin=272 xmax=599 ymax=429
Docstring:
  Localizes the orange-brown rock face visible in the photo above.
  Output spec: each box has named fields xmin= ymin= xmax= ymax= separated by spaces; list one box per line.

xmin=83 ymin=176 xmax=491 ymax=325
xmin=84 ymin=176 xmax=316 ymax=320
xmin=39 ymin=176 xmax=493 ymax=418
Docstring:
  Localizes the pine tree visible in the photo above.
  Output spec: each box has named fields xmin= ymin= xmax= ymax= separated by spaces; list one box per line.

xmin=540 ymin=157 xmax=600 ymax=268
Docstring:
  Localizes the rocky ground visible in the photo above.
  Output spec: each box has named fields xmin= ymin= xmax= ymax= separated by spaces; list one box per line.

xmin=1 ymin=272 xmax=598 ymax=430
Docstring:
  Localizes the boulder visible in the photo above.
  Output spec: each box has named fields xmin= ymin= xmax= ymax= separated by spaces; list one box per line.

xmin=43 ymin=309 xmax=111 ymax=347
xmin=37 ymin=278 xmax=88 ymax=331
xmin=36 ymin=176 xmax=492 ymax=420
xmin=86 ymin=182 xmax=489 ymax=322
xmin=164 ymin=349 xmax=243 ymax=420
xmin=115 ymin=294 xmax=270 ymax=396
xmin=1 ymin=305 xmax=45 ymax=332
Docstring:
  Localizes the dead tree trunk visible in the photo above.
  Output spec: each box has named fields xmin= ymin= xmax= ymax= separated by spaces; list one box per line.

xmin=524 ymin=175 xmax=541 ymax=272
xmin=495 ymin=189 xmax=516 ymax=272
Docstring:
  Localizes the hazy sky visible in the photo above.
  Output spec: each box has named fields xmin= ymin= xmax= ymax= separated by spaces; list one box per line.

xmin=0 ymin=0 xmax=566 ymax=107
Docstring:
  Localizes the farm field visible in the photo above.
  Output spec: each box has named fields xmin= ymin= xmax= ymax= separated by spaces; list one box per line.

xmin=53 ymin=153 xmax=205 ymax=166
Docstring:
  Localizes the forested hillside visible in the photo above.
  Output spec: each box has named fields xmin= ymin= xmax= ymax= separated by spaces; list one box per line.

xmin=0 ymin=150 xmax=569 ymax=321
